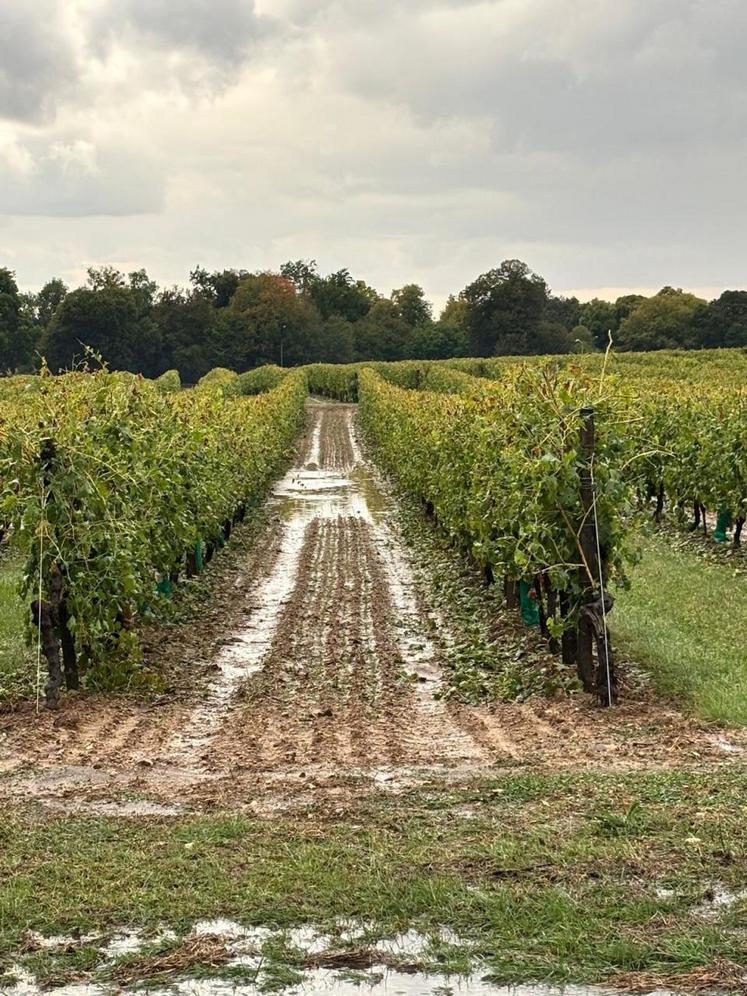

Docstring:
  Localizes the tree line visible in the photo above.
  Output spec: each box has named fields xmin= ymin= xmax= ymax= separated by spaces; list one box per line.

xmin=1 ymin=258 xmax=746 ymax=379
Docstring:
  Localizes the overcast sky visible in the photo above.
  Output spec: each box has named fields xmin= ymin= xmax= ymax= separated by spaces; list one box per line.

xmin=1 ymin=0 xmax=744 ymax=309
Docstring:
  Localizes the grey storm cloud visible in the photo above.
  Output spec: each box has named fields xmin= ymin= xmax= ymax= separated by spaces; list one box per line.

xmin=0 ymin=2 xmax=77 ymax=122
xmin=92 ymin=0 xmax=268 ymax=67
xmin=326 ymin=0 xmax=747 ymax=154
xmin=2 ymin=0 xmax=747 ymax=302
xmin=0 ymin=137 xmax=165 ymax=217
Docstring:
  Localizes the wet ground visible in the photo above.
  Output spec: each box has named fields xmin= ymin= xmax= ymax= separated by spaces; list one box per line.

xmin=4 ymin=916 xmax=630 ymax=996
xmin=0 ymin=401 xmax=744 ymax=818
xmin=3 ymin=402 xmax=746 ymax=996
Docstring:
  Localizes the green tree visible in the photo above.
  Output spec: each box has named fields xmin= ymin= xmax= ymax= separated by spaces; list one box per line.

xmin=617 ymin=288 xmax=706 ymax=351
xmin=460 ymin=259 xmax=549 ymax=356
xmin=280 ymin=259 xmax=319 ymax=294
xmin=353 ymin=299 xmax=410 ymax=361
xmin=315 ymin=315 xmax=355 ymax=364
xmin=310 ymin=269 xmax=376 ymax=322
xmin=86 ymin=265 xmax=126 ymax=291
xmin=570 ymin=325 xmax=596 ymax=352
xmin=154 ymin=288 xmax=222 ymax=383
xmin=391 ymin=284 xmax=432 ymax=328
xmin=190 ymin=267 xmax=248 ymax=308
xmin=227 ymin=272 xmax=321 ymax=368
xmin=128 ymin=269 xmax=159 ymax=312
xmin=35 ymin=278 xmax=68 ymax=327
xmin=615 ymin=293 xmax=647 ymax=325
xmin=44 ymin=276 xmax=161 ymax=375
xmin=544 ymin=294 xmax=581 ymax=331
xmin=409 ymin=320 xmax=469 ymax=359
xmin=440 ymin=294 xmax=469 ymax=330
xmin=531 ymin=320 xmax=575 ymax=354
xmin=0 ymin=268 xmax=23 ymax=371
xmin=578 ymin=298 xmax=618 ymax=349
xmin=693 ymin=290 xmax=747 ymax=348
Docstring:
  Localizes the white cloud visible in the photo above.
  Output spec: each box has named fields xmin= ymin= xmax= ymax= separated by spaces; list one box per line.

xmin=0 ymin=2 xmax=77 ymax=121
xmin=2 ymin=0 xmax=747 ymax=304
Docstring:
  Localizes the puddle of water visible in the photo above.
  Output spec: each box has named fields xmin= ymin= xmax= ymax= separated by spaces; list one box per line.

xmin=20 ymin=931 xmax=100 ymax=951
xmin=169 ymin=512 xmax=309 ymax=755
xmin=2 ymin=964 xmax=638 ymax=996
xmin=275 ymin=470 xmax=352 ymax=495
xmin=191 ymin=920 xmax=272 ymax=945
xmin=5 ymin=920 xmax=683 ymax=996
xmin=166 ymin=405 xmax=402 ymax=760
xmin=655 ymin=883 xmax=747 ymax=918
xmin=695 ymin=884 xmax=747 ymax=918
xmin=5 ymin=970 xmax=654 ymax=996
xmin=369 ymin=522 xmax=442 ymax=673
xmin=3 ymin=967 xmax=105 ymax=996
xmin=349 ymin=464 xmax=387 ymax=523
xmin=161 ymin=974 xmax=636 ymax=996
xmin=304 ymin=415 xmax=323 ymax=466
xmin=101 ymin=927 xmax=178 ymax=957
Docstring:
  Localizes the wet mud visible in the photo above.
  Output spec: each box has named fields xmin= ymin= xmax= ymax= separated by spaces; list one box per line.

xmin=0 ymin=402 xmax=744 ymax=815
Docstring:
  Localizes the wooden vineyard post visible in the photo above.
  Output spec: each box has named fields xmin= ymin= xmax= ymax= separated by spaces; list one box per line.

xmin=577 ymin=407 xmax=597 ymax=692
xmin=577 ymin=406 xmax=617 ymax=707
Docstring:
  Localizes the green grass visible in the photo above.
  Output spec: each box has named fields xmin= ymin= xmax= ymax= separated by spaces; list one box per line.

xmin=0 ymin=550 xmax=34 ymax=701
xmin=2 ymin=771 xmax=747 ymax=990
xmin=612 ymin=534 xmax=747 ymax=725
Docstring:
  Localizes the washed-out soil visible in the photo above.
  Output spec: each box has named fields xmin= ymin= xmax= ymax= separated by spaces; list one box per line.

xmin=0 ymin=402 xmax=744 ymax=816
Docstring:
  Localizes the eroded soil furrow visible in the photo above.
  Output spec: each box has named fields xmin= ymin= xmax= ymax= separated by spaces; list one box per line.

xmin=2 ymin=400 xmax=745 ymax=816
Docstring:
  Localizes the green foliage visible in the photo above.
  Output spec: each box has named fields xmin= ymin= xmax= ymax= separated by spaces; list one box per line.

xmin=196 ymin=367 xmax=241 ymax=397
xmin=694 ymin=289 xmax=747 ymax=348
xmin=190 ymin=266 xmax=247 ymax=308
xmin=0 ymin=268 xmax=27 ymax=372
xmin=0 ymin=553 xmax=33 ymax=700
xmin=460 ymin=259 xmax=549 ymax=356
xmin=227 ymin=271 xmax=321 ymax=367
xmin=237 ymin=364 xmax=288 ymax=395
xmin=0 ymin=369 xmax=307 ymax=684
xmin=154 ymin=369 xmax=181 ymax=394
xmin=9 ymin=256 xmax=747 ymax=389
xmin=297 ymin=264 xmax=377 ymax=323
xmin=305 ymin=363 xmax=361 ymax=401
xmin=353 ymin=298 xmax=411 ymax=361
xmin=0 ymin=374 xmax=41 ymax=401
xmin=391 ymin=283 xmax=432 ymax=327
xmin=43 ymin=284 xmax=160 ymax=375
xmin=408 ymin=320 xmax=469 ymax=360
xmin=617 ymin=287 xmax=707 ymax=351
xmin=34 ymin=279 xmax=68 ymax=327
xmin=357 ymin=365 xmax=639 ymax=623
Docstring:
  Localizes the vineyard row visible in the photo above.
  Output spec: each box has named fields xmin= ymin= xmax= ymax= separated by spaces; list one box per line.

xmin=0 ymin=350 xmax=744 ymax=707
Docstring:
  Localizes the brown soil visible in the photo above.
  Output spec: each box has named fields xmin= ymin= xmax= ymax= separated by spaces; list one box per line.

xmin=0 ymin=402 xmax=744 ymax=815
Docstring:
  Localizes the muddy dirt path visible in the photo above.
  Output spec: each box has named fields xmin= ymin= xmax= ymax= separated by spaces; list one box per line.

xmin=1 ymin=402 xmax=743 ymax=815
